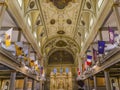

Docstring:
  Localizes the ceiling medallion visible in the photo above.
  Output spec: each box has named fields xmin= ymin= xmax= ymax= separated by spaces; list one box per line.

xmin=57 ymin=30 xmax=65 ymax=34
xmin=56 ymin=40 xmax=67 ymax=47
xmin=50 ymin=19 xmax=55 ymax=24
xmin=86 ymin=1 xmax=91 ymax=9
xmin=50 ymin=0 xmax=72 ymax=9
xmin=29 ymin=1 xmax=35 ymax=9
xmin=81 ymin=20 xmax=85 ymax=26
xmin=67 ymin=19 xmax=72 ymax=24
xmin=78 ymin=32 xmax=81 ymax=36
xmin=36 ymin=20 xmax=40 ymax=25
xmin=40 ymin=32 xmax=44 ymax=37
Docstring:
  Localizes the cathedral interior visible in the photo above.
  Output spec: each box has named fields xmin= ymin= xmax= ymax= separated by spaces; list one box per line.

xmin=0 ymin=0 xmax=120 ymax=90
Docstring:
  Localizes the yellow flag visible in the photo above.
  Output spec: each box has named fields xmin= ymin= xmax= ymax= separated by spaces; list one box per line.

xmin=35 ymin=64 xmax=39 ymax=71
xmin=30 ymin=60 xmax=35 ymax=67
xmin=14 ymin=42 xmax=23 ymax=56
xmin=5 ymin=28 xmax=13 ymax=47
xmin=24 ymin=56 xmax=29 ymax=61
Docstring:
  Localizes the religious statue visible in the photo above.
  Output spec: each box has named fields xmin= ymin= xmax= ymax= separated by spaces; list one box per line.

xmin=58 ymin=80 xmax=64 ymax=89
xmin=50 ymin=71 xmax=72 ymax=90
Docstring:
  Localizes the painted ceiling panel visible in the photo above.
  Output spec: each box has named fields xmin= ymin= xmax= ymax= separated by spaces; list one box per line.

xmin=41 ymin=2 xmax=80 ymax=39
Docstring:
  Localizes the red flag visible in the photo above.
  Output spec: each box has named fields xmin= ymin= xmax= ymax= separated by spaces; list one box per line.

xmin=77 ymin=68 xmax=80 ymax=75
xmin=84 ymin=61 xmax=88 ymax=70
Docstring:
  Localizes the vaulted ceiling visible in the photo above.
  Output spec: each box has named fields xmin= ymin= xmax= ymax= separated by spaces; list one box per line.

xmin=0 ymin=0 xmax=107 ymax=66
xmin=12 ymin=0 xmax=100 ymax=65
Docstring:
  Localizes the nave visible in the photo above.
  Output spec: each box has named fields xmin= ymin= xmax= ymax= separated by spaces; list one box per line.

xmin=0 ymin=0 xmax=120 ymax=90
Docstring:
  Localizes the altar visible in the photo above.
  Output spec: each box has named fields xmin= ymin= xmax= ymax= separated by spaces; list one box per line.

xmin=50 ymin=72 xmax=72 ymax=90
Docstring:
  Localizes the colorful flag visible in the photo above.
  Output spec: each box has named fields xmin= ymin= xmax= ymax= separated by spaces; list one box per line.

xmin=98 ymin=41 xmax=105 ymax=54
xmin=86 ymin=50 xmax=92 ymax=66
xmin=82 ymin=63 xmax=85 ymax=72
xmin=93 ymin=48 xmax=97 ymax=62
xmin=77 ymin=68 xmax=80 ymax=75
xmin=14 ymin=42 xmax=23 ymax=56
xmin=87 ymin=55 xmax=92 ymax=66
xmin=84 ymin=60 xmax=88 ymax=70
xmin=114 ymin=34 xmax=120 ymax=44
xmin=29 ymin=60 xmax=35 ymax=67
xmin=108 ymin=27 xmax=114 ymax=44
xmin=40 ymin=67 xmax=43 ymax=74
xmin=24 ymin=49 xmax=28 ymax=56
xmin=5 ymin=28 xmax=13 ymax=47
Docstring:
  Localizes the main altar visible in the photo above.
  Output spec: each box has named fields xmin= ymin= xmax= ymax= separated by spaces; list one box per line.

xmin=50 ymin=72 xmax=72 ymax=90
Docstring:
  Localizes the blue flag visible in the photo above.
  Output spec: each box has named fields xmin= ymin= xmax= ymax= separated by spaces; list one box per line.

xmin=87 ymin=55 xmax=92 ymax=66
xmin=98 ymin=41 xmax=105 ymax=54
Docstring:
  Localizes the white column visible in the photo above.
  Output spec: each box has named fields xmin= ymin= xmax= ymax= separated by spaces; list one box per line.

xmin=9 ymin=72 xmax=16 ymax=90
xmin=40 ymin=81 xmax=43 ymax=90
xmin=86 ymin=78 xmax=90 ymax=90
xmin=23 ymin=77 xmax=28 ymax=90
xmin=32 ymin=79 xmax=37 ymax=90
xmin=117 ymin=77 xmax=120 ymax=90
xmin=104 ymin=70 xmax=112 ymax=90
xmin=93 ymin=75 xmax=97 ymax=90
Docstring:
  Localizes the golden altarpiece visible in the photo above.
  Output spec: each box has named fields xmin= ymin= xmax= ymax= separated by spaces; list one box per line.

xmin=50 ymin=72 xmax=72 ymax=90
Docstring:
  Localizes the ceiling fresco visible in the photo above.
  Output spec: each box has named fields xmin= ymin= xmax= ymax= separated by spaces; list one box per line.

xmin=22 ymin=0 xmax=98 ymax=67
xmin=48 ymin=50 xmax=74 ymax=64
xmin=50 ymin=0 xmax=72 ymax=9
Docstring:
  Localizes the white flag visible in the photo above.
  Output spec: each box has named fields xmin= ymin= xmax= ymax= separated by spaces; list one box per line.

xmin=5 ymin=28 xmax=13 ymax=47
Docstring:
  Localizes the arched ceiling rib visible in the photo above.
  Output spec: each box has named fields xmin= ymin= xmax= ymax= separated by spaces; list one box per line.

xmin=22 ymin=0 xmax=99 ymax=64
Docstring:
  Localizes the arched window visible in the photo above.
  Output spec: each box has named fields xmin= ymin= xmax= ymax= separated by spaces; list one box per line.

xmin=17 ymin=0 xmax=22 ymax=7
xmin=98 ymin=0 xmax=104 ymax=8
xmin=27 ymin=16 xmax=31 ymax=27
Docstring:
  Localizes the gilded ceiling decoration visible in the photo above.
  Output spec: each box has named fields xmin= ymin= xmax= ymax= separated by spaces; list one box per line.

xmin=20 ymin=0 xmax=108 ymax=78
xmin=66 ymin=19 xmax=72 ymax=24
xmin=29 ymin=1 xmax=35 ymax=9
xmin=86 ymin=1 xmax=91 ymax=9
xmin=41 ymin=1 xmax=81 ymax=45
xmin=56 ymin=40 xmax=67 ymax=47
xmin=57 ymin=30 xmax=65 ymax=34
xmin=50 ymin=19 xmax=55 ymax=24
xmin=50 ymin=0 xmax=72 ymax=9
xmin=42 ymin=36 xmax=80 ymax=57
xmin=48 ymin=50 xmax=74 ymax=64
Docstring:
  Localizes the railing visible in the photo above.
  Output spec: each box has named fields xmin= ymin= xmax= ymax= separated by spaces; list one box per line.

xmin=0 ymin=46 xmax=20 ymax=65
xmin=100 ymin=47 xmax=120 ymax=64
